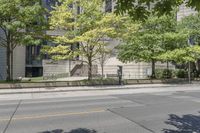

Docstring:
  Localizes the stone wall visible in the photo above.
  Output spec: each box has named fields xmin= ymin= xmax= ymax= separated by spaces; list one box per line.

xmin=43 ymin=60 xmax=69 ymax=76
xmin=43 ymin=60 xmax=82 ymax=76
xmin=98 ymin=57 xmax=175 ymax=79
xmin=0 ymin=46 xmax=25 ymax=80
xmin=13 ymin=46 xmax=26 ymax=79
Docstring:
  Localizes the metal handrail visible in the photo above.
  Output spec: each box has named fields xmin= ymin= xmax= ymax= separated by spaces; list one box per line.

xmin=70 ymin=62 xmax=83 ymax=76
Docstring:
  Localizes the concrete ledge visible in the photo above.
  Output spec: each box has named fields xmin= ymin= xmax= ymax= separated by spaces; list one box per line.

xmin=124 ymin=78 xmax=190 ymax=85
xmin=0 ymin=78 xmax=198 ymax=89
xmin=0 ymin=84 xmax=180 ymax=95
xmin=0 ymin=79 xmax=119 ymax=89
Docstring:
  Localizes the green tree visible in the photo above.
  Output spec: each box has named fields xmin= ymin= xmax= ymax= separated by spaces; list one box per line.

xmin=118 ymin=15 xmax=179 ymax=78
xmin=96 ymin=44 xmax=112 ymax=79
xmin=159 ymin=45 xmax=200 ymax=64
xmin=115 ymin=0 xmax=200 ymax=21
xmin=118 ymin=33 xmax=162 ymax=78
xmin=179 ymin=13 xmax=200 ymax=70
xmin=158 ymin=13 xmax=200 ymax=74
xmin=0 ymin=0 xmax=46 ymax=80
xmin=44 ymin=0 xmax=130 ymax=80
xmin=161 ymin=31 xmax=188 ymax=70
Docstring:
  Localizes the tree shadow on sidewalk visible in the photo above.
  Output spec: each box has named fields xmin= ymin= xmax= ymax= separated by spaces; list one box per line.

xmin=40 ymin=128 xmax=97 ymax=133
xmin=163 ymin=113 xmax=200 ymax=133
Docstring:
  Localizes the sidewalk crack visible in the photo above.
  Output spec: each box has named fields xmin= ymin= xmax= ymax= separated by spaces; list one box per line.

xmin=2 ymin=100 xmax=22 ymax=133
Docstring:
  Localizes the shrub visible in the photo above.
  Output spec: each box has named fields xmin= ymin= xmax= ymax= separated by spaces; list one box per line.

xmin=155 ymin=69 xmax=162 ymax=79
xmin=162 ymin=69 xmax=173 ymax=79
xmin=175 ymin=69 xmax=187 ymax=78
xmin=192 ymin=70 xmax=200 ymax=78
xmin=155 ymin=69 xmax=173 ymax=79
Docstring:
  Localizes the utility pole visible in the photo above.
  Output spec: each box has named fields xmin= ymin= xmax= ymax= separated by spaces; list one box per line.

xmin=188 ymin=37 xmax=195 ymax=84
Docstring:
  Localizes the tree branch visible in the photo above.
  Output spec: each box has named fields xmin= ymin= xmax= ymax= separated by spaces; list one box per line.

xmin=0 ymin=26 xmax=8 ymax=40
xmin=12 ymin=43 xmax=18 ymax=49
xmin=0 ymin=42 xmax=6 ymax=47
xmin=0 ymin=36 xmax=7 ymax=47
xmin=81 ymin=60 xmax=89 ymax=64
xmin=80 ymin=42 xmax=87 ymax=53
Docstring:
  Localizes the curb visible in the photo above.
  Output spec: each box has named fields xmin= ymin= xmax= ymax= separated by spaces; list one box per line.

xmin=0 ymin=84 xmax=184 ymax=95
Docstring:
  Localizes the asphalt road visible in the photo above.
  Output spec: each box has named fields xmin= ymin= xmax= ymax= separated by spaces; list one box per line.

xmin=1 ymin=85 xmax=200 ymax=133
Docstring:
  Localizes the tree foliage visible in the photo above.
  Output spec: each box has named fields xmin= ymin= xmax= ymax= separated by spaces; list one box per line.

xmin=41 ymin=45 xmax=74 ymax=60
xmin=118 ymin=15 xmax=180 ymax=78
xmin=157 ymin=13 xmax=200 ymax=74
xmin=158 ymin=46 xmax=200 ymax=63
xmin=116 ymin=0 xmax=200 ymax=21
xmin=0 ymin=0 xmax=46 ymax=80
xmin=177 ymin=13 xmax=200 ymax=45
xmin=44 ymin=0 xmax=131 ymax=80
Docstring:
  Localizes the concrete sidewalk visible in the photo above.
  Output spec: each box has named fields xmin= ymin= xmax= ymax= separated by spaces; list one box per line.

xmin=0 ymin=84 xmax=182 ymax=95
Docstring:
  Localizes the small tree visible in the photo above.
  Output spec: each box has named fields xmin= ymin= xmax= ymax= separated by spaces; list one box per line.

xmin=45 ymin=0 xmax=129 ymax=80
xmin=118 ymin=33 xmax=162 ymax=78
xmin=96 ymin=44 xmax=112 ymax=78
xmin=177 ymin=13 xmax=200 ymax=73
xmin=0 ymin=0 xmax=46 ymax=80
xmin=118 ymin=15 xmax=177 ymax=78
xmin=156 ymin=13 xmax=200 ymax=75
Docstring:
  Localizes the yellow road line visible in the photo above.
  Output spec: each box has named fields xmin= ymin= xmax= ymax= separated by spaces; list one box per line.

xmin=0 ymin=109 xmax=105 ymax=122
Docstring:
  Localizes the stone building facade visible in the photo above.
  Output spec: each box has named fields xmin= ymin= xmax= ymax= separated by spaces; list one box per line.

xmin=0 ymin=45 xmax=26 ymax=80
xmin=177 ymin=4 xmax=197 ymax=21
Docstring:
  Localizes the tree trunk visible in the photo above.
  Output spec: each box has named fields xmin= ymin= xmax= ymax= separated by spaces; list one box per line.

xmin=166 ymin=61 xmax=169 ymax=78
xmin=6 ymin=44 xmax=11 ymax=81
xmin=197 ymin=60 xmax=200 ymax=71
xmin=190 ymin=62 xmax=197 ymax=78
xmin=197 ymin=59 xmax=200 ymax=77
xmin=101 ymin=54 xmax=104 ymax=79
xmin=191 ymin=62 xmax=197 ymax=71
xmin=10 ymin=50 xmax=14 ymax=80
xmin=101 ymin=63 xmax=104 ymax=79
xmin=167 ymin=61 xmax=169 ymax=70
xmin=88 ymin=58 xmax=92 ymax=81
xmin=151 ymin=59 xmax=156 ymax=79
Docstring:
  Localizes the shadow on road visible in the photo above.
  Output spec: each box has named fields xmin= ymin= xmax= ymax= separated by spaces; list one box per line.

xmin=163 ymin=113 xmax=200 ymax=133
xmin=39 ymin=128 xmax=97 ymax=133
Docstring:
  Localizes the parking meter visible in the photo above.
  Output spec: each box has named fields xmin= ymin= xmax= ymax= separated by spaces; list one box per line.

xmin=117 ymin=65 xmax=123 ymax=85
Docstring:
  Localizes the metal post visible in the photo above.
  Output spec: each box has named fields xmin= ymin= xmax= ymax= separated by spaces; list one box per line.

xmin=188 ymin=62 xmax=191 ymax=84
xmin=188 ymin=37 xmax=195 ymax=84
xmin=117 ymin=66 xmax=123 ymax=85
xmin=69 ymin=60 xmax=71 ymax=77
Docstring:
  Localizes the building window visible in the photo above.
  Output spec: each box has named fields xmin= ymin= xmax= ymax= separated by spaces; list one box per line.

xmin=45 ymin=0 xmax=61 ymax=10
xmin=26 ymin=45 xmax=41 ymax=65
xmin=77 ymin=6 xmax=81 ymax=14
xmin=105 ymin=0 xmax=112 ymax=12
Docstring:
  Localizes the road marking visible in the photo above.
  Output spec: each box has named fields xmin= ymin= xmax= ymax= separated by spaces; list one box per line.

xmin=0 ymin=109 xmax=105 ymax=122
xmin=0 ymin=97 xmax=117 ymax=106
